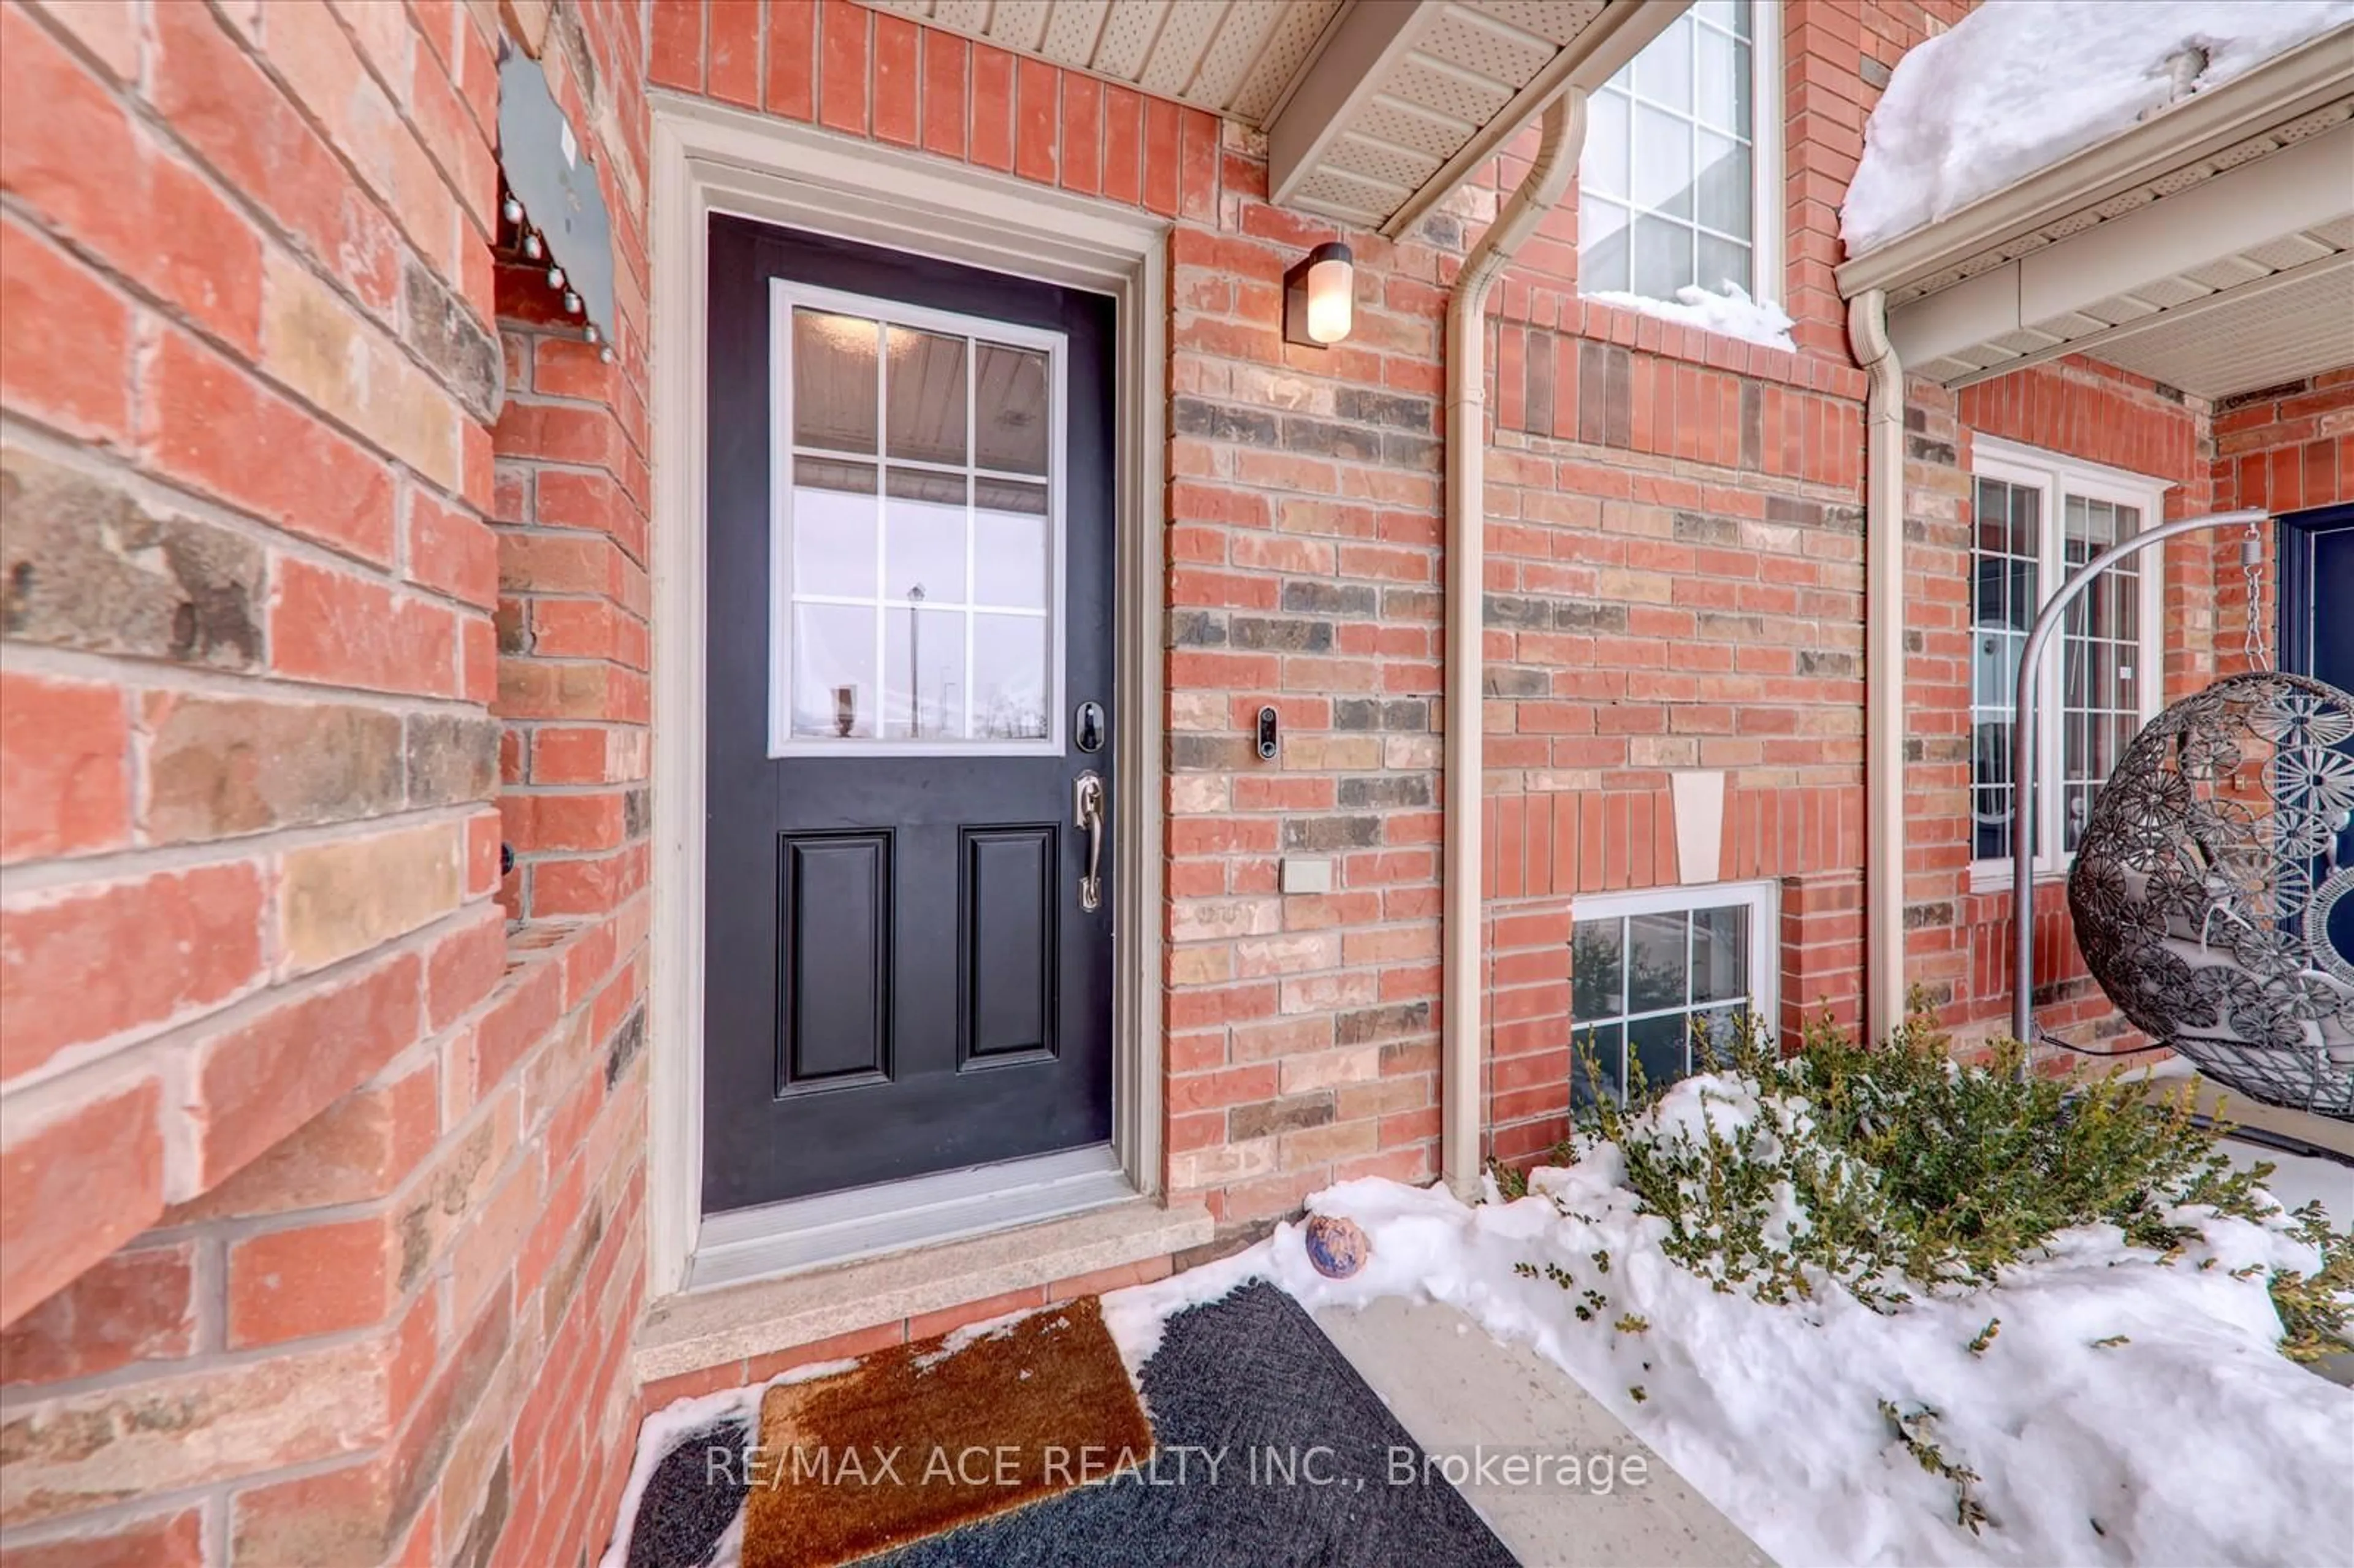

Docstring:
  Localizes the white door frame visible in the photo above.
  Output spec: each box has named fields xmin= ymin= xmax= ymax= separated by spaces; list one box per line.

xmin=647 ymin=94 xmax=1170 ymax=1298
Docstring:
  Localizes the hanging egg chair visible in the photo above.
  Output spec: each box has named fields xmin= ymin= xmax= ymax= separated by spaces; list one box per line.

xmin=2068 ymin=669 xmax=2354 ymax=1120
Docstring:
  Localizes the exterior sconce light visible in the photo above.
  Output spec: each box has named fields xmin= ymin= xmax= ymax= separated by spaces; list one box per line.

xmin=1284 ymin=242 xmax=1354 ymax=347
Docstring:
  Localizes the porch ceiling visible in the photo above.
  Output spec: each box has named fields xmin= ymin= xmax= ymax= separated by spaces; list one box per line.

xmin=1840 ymin=28 xmax=2354 ymax=402
xmin=856 ymin=0 xmax=1671 ymax=237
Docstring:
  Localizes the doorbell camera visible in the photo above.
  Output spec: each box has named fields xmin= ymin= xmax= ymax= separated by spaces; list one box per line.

xmin=1255 ymin=706 xmax=1279 ymax=761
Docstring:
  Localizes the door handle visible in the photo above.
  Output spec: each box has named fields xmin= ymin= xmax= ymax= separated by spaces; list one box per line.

xmin=1074 ymin=770 xmax=1106 ymax=913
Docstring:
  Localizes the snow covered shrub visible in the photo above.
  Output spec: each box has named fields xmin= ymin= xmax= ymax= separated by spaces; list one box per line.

xmin=1526 ymin=1008 xmax=2352 ymax=1358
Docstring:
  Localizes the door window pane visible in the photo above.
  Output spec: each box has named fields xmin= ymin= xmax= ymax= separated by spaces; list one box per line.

xmin=793 ymin=310 xmax=880 ymax=453
xmin=972 ymin=613 xmax=1049 ymax=740
xmin=883 ymin=467 xmax=967 ymax=605
xmin=885 ymin=327 xmax=967 ymax=465
xmin=1972 ymin=476 xmax=2041 ymax=862
xmin=883 ymin=604 xmax=966 ymax=740
xmin=791 ymin=603 xmax=878 ymax=739
xmin=792 ymin=458 xmax=877 ymax=599
xmin=2061 ymin=499 xmax=2139 ymax=852
xmin=973 ymin=479 xmax=1049 ymax=609
xmin=975 ymin=342 xmax=1049 ymax=474
xmin=777 ymin=291 xmax=1063 ymax=753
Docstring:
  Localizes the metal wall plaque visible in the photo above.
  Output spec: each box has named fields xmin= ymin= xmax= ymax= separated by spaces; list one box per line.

xmin=497 ymin=42 xmax=616 ymax=345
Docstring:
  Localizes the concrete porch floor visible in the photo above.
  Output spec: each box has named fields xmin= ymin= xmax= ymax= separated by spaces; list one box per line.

xmin=1313 ymin=1296 xmax=1772 ymax=1568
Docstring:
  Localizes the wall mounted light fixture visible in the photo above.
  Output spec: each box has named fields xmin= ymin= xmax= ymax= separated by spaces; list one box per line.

xmin=1283 ymin=242 xmax=1355 ymax=348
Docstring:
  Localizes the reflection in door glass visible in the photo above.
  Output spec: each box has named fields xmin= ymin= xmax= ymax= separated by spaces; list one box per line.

xmin=793 ymin=311 xmax=879 ymax=453
xmin=975 ymin=342 xmax=1049 ymax=474
xmin=886 ymin=327 xmax=968 ymax=465
xmin=972 ymin=612 xmax=1049 ymax=740
xmin=883 ymin=604 xmax=967 ymax=740
xmin=973 ymin=478 xmax=1049 ymax=610
xmin=792 ymin=602 xmax=878 ymax=738
xmin=884 ymin=468 xmax=967 ymax=604
xmin=779 ymin=292 xmax=1059 ymax=750
xmin=791 ymin=457 xmax=877 ymax=599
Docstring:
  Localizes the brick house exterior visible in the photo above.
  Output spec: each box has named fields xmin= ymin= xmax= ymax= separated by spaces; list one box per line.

xmin=0 ymin=2 xmax=2344 ymax=1563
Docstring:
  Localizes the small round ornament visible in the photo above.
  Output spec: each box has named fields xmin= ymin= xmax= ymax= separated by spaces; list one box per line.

xmin=1303 ymin=1214 xmax=1370 ymax=1279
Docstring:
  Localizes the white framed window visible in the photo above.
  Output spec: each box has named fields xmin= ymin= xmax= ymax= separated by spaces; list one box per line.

xmin=1569 ymin=880 xmax=1779 ymax=1105
xmin=1579 ymin=0 xmax=1782 ymax=303
xmin=1968 ymin=436 xmax=2170 ymax=884
xmin=767 ymin=279 xmax=1067 ymax=757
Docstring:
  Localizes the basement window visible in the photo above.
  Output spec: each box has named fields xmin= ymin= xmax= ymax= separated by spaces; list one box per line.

xmin=1570 ymin=880 xmax=1779 ymax=1106
xmin=1968 ymin=436 xmax=2169 ymax=885
xmin=1578 ymin=0 xmax=1782 ymax=303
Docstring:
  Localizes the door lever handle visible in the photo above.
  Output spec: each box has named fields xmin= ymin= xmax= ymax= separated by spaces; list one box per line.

xmin=1074 ymin=770 xmax=1106 ymax=913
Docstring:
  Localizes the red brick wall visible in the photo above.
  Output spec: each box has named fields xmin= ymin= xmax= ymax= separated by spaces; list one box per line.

xmin=0 ymin=1 xmax=2271 ymax=1558
xmin=1902 ymin=357 xmax=2215 ymax=1049
xmin=1469 ymin=0 xmax=1974 ymax=1161
xmin=0 ymin=2 xmax=654 ymax=1564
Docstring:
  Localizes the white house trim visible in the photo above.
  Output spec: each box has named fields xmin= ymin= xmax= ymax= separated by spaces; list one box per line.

xmin=647 ymin=94 xmax=1170 ymax=1298
xmin=1964 ymin=435 xmax=2172 ymax=893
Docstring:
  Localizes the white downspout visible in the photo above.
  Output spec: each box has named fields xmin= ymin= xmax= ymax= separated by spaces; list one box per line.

xmin=1442 ymin=92 xmax=1583 ymax=1199
xmin=1847 ymin=289 xmax=1906 ymax=1044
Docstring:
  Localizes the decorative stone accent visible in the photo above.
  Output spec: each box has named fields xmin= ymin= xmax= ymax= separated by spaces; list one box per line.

xmin=0 ymin=447 xmax=262 ymax=669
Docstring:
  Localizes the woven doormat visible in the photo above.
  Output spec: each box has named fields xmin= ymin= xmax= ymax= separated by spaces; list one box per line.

xmin=741 ymin=1295 xmax=1152 ymax=1568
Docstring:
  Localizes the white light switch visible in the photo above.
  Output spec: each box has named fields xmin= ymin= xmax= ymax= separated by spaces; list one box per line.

xmin=1281 ymin=856 xmax=1333 ymax=895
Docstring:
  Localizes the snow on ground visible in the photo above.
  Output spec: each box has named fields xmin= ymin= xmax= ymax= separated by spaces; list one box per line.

xmin=1583 ymin=283 xmax=1796 ymax=352
xmin=1843 ymin=2 xmax=2354 ymax=257
xmin=2226 ymin=1138 xmax=2354 ymax=1225
xmin=594 ymin=1356 xmax=859 ymax=1568
xmin=1107 ymin=1080 xmax=2354 ymax=1568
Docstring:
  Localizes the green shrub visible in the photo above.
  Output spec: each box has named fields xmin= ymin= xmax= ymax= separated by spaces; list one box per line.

xmin=1509 ymin=1005 xmax=2350 ymax=1359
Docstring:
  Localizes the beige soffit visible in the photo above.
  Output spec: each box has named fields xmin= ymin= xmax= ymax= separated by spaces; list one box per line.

xmin=1834 ymin=26 xmax=2354 ymax=394
xmin=856 ymin=1 xmax=1678 ymax=237
xmin=1884 ymin=122 xmax=2354 ymax=395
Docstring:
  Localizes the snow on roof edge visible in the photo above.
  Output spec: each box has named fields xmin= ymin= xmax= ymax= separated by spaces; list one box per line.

xmin=1842 ymin=2 xmax=2354 ymax=265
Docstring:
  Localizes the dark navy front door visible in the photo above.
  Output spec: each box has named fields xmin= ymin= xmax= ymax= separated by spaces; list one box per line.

xmin=702 ymin=217 xmax=1118 ymax=1213
xmin=2282 ymin=503 xmax=2354 ymax=965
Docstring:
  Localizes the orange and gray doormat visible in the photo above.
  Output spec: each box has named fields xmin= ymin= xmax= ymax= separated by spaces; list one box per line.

xmin=740 ymin=1295 xmax=1153 ymax=1568
xmin=612 ymin=1282 xmax=1517 ymax=1568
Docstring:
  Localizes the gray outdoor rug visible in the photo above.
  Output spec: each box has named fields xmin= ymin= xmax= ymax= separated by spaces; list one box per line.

xmin=620 ymin=1279 xmax=1520 ymax=1567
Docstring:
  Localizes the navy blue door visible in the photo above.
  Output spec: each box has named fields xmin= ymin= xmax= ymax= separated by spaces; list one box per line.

xmin=702 ymin=218 xmax=1119 ymax=1212
xmin=2282 ymin=503 xmax=2354 ymax=965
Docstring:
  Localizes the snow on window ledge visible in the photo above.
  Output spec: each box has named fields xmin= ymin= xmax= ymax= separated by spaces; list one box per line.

xmin=1579 ymin=282 xmax=1798 ymax=354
